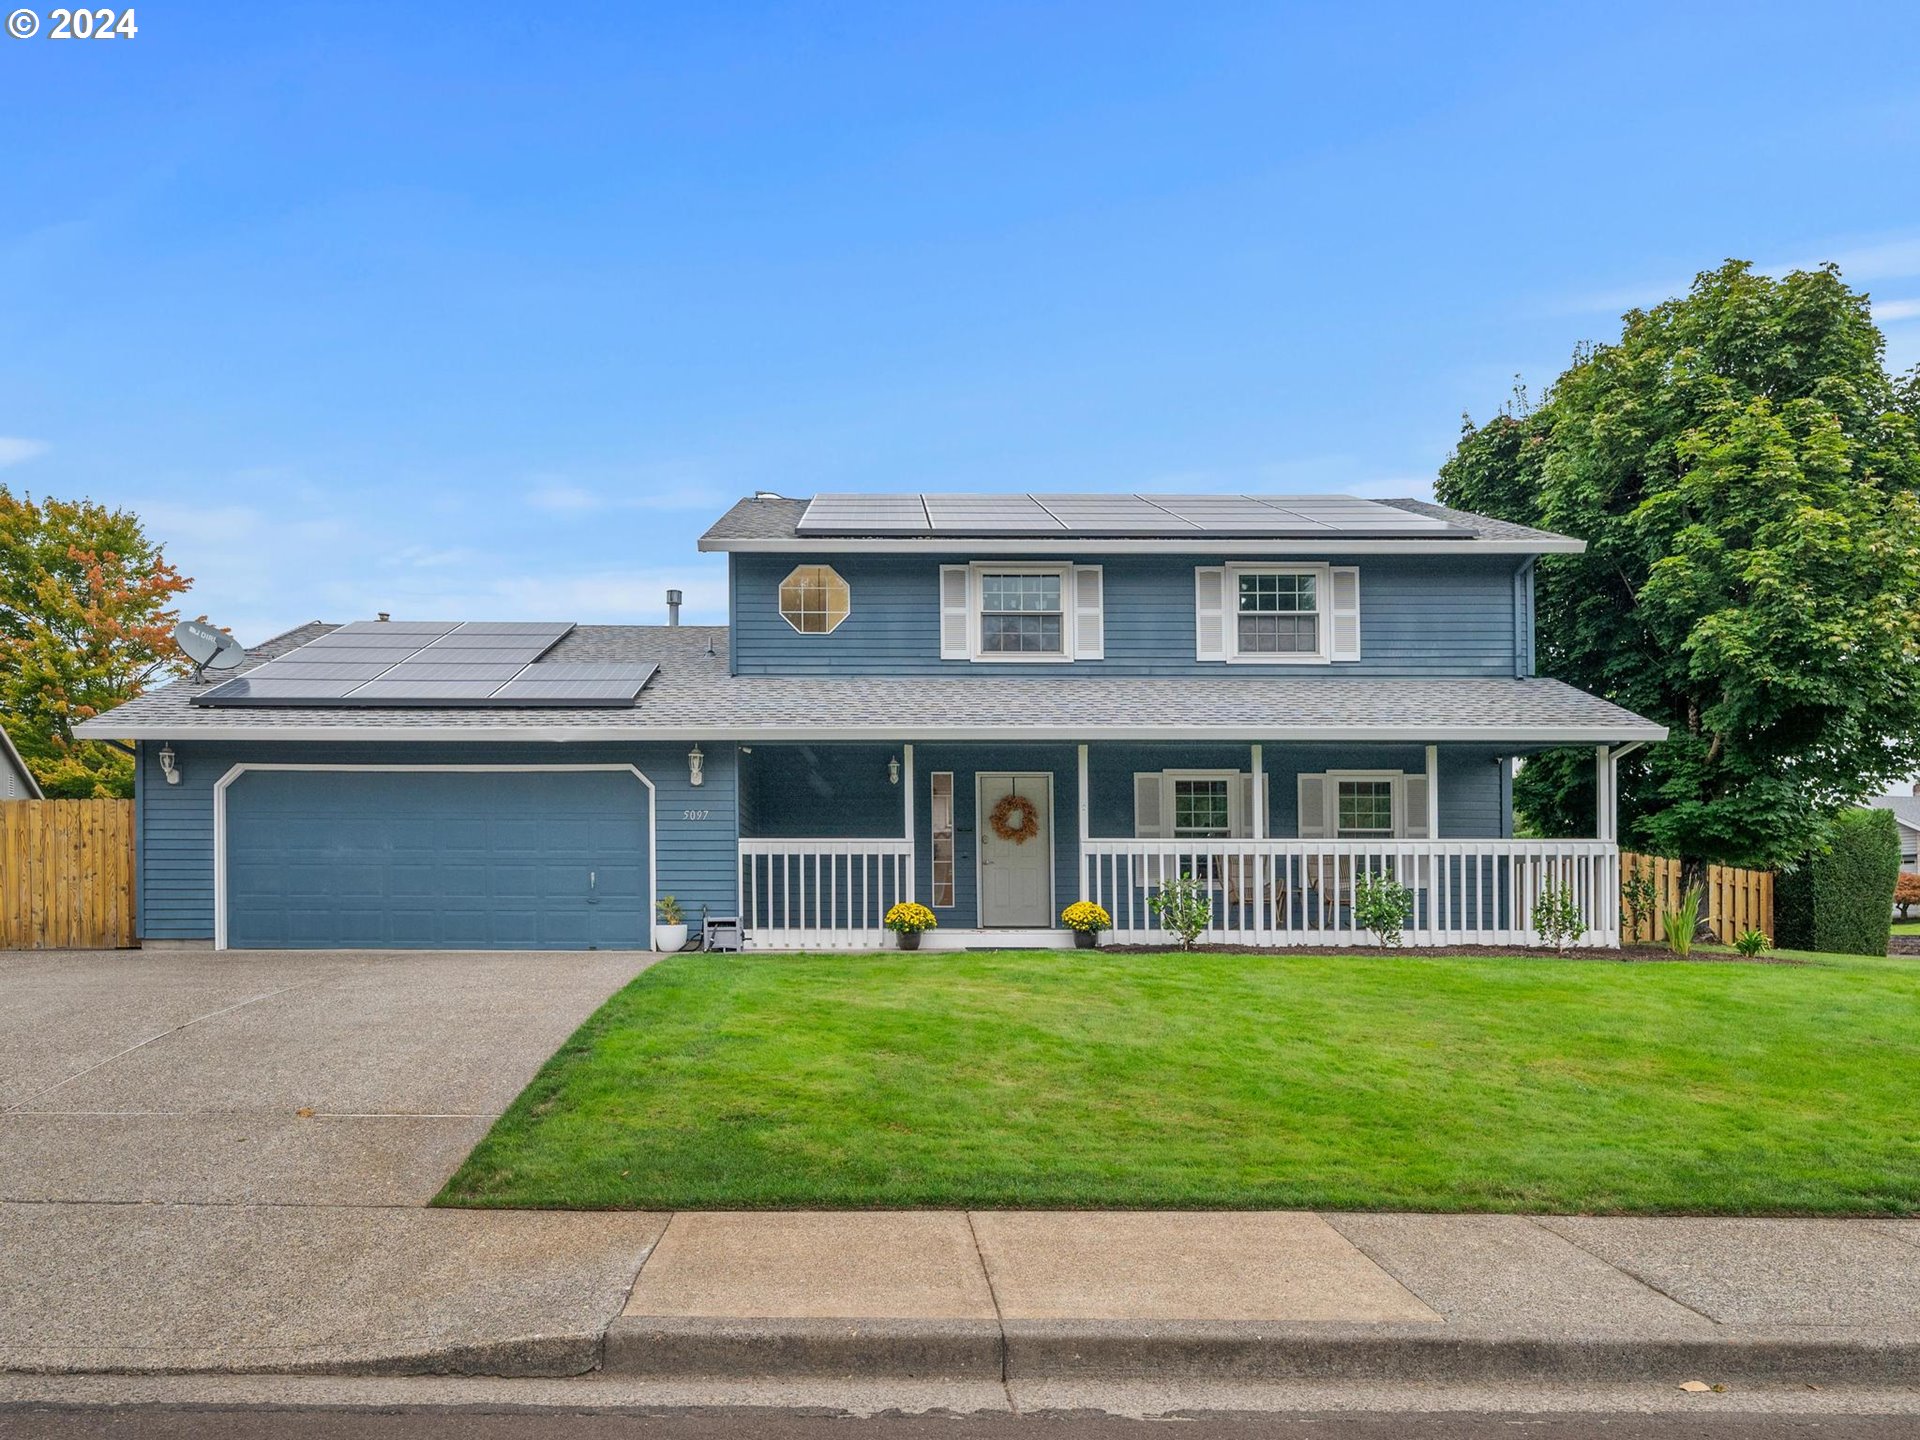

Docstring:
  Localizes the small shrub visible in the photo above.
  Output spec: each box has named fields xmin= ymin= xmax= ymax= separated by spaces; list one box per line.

xmin=1733 ymin=928 xmax=1771 ymax=957
xmin=1895 ymin=871 xmax=1920 ymax=921
xmin=1620 ymin=861 xmax=1660 ymax=940
xmin=1352 ymin=872 xmax=1413 ymax=947
xmin=1661 ymin=887 xmax=1702 ymax=958
xmin=1149 ymin=874 xmax=1212 ymax=950
xmin=656 ymin=894 xmax=684 ymax=925
xmin=1533 ymin=877 xmax=1586 ymax=953
xmin=884 ymin=902 xmax=937 ymax=934
xmin=1060 ymin=901 xmax=1111 ymax=934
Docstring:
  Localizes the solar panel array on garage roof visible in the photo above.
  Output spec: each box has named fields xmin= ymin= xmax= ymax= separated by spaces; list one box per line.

xmin=193 ymin=621 xmax=661 ymax=708
xmin=793 ymin=493 xmax=1467 ymax=538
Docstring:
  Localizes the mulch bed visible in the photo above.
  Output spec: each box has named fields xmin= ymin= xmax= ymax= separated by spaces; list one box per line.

xmin=1096 ymin=942 xmax=1809 ymax=965
xmin=1887 ymin=936 xmax=1920 ymax=956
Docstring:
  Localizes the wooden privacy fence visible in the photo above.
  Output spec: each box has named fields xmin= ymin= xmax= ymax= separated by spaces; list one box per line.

xmin=1619 ymin=850 xmax=1773 ymax=943
xmin=0 ymin=800 xmax=137 ymax=949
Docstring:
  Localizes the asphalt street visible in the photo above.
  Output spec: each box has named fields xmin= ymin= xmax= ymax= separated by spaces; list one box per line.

xmin=5 ymin=1409 xmax=1919 ymax=1439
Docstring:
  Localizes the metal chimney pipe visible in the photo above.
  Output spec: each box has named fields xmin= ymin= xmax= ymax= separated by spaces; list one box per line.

xmin=666 ymin=589 xmax=683 ymax=627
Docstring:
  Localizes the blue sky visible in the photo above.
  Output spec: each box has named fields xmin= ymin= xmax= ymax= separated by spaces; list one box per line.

xmin=3 ymin=1 xmax=1919 ymax=644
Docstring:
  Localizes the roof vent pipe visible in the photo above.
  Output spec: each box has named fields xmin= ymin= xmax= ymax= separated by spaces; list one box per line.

xmin=666 ymin=589 xmax=682 ymax=627
xmin=376 ymin=612 xmax=390 ymax=622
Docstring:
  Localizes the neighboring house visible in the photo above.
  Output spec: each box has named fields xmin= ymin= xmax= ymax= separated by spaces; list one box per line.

xmin=75 ymin=491 xmax=1665 ymax=951
xmin=1867 ymin=789 xmax=1920 ymax=871
xmin=0 ymin=725 xmax=44 ymax=800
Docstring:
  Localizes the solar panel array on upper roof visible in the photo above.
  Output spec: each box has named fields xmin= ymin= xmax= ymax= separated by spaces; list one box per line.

xmin=794 ymin=493 xmax=1466 ymax=538
xmin=193 ymin=621 xmax=661 ymax=709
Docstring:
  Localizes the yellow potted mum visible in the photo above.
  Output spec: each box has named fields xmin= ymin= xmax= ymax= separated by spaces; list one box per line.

xmin=1061 ymin=900 xmax=1112 ymax=949
xmin=884 ymin=901 xmax=937 ymax=950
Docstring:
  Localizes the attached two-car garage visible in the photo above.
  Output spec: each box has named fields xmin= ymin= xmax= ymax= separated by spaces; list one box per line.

xmin=220 ymin=767 xmax=653 ymax=950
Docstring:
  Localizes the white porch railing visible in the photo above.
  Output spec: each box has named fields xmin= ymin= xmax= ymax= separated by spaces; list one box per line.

xmin=1082 ymin=838 xmax=1620 ymax=947
xmin=739 ymin=838 xmax=915 ymax=950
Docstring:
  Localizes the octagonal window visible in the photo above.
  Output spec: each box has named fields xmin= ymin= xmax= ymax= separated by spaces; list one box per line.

xmin=778 ymin=564 xmax=850 ymax=634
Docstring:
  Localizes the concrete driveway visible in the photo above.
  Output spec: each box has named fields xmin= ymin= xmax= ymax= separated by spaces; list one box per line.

xmin=0 ymin=948 xmax=668 ymax=1375
xmin=0 ymin=948 xmax=654 ymax=1205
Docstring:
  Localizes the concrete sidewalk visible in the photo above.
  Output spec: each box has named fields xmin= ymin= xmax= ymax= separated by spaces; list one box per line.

xmin=9 ymin=1207 xmax=1920 ymax=1383
xmin=605 ymin=1211 xmax=1920 ymax=1384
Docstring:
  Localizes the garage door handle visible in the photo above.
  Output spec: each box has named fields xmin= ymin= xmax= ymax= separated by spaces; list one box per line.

xmin=588 ymin=870 xmax=598 ymax=905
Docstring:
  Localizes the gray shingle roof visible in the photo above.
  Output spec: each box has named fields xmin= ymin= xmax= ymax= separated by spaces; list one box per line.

xmin=1867 ymin=795 xmax=1920 ymax=831
xmin=700 ymin=493 xmax=1580 ymax=549
xmin=1374 ymin=497 xmax=1574 ymax=546
xmin=76 ymin=621 xmax=1662 ymax=743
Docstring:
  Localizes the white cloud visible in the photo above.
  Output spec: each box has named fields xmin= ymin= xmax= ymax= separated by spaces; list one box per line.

xmin=1871 ymin=298 xmax=1920 ymax=323
xmin=526 ymin=482 xmax=602 ymax=513
xmin=0 ymin=437 xmax=49 ymax=468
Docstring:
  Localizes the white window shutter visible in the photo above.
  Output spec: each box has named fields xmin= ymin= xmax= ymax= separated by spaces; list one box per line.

xmin=1072 ymin=565 xmax=1104 ymax=660
xmin=1133 ymin=772 xmax=1164 ymax=837
xmin=1195 ymin=567 xmax=1227 ymax=661
xmin=1401 ymin=772 xmax=1430 ymax=839
xmin=939 ymin=565 xmax=971 ymax=661
xmin=1329 ymin=566 xmax=1361 ymax=661
xmin=1297 ymin=773 xmax=1329 ymax=839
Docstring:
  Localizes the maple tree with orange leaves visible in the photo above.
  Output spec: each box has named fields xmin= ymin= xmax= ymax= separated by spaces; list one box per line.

xmin=0 ymin=487 xmax=192 ymax=796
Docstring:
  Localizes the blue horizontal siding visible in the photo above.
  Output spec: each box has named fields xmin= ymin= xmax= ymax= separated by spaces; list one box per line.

xmin=731 ymin=552 xmax=1523 ymax=677
xmin=137 ymin=740 xmax=738 ymax=943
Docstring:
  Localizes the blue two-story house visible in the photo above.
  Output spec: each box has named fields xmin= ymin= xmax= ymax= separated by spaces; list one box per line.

xmin=78 ymin=492 xmax=1664 ymax=951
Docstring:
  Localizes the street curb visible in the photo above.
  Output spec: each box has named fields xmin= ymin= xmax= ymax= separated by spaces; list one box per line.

xmin=0 ymin=1333 xmax=602 ymax=1380
xmin=1005 ymin=1321 xmax=1920 ymax=1383
xmin=603 ymin=1317 xmax=1005 ymax=1380
xmin=603 ymin=1316 xmax=1920 ymax=1385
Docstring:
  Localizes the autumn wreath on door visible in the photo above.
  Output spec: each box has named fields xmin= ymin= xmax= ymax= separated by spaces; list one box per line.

xmin=989 ymin=791 xmax=1040 ymax=844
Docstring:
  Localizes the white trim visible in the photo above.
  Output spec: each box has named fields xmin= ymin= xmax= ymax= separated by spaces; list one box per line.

xmin=701 ymin=537 xmax=1587 ymax=556
xmin=1424 ymin=743 xmax=1440 ymax=840
xmin=211 ymin=762 xmax=658 ymax=953
xmin=966 ymin=561 xmax=1076 ymax=665
xmin=1076 ymin=743 xmax=1091 ymax=902
xmin=1249 ymin=744 xmax=1264 ymax=841
xmin=902 ymin=743 xmax=916 ymax=897
xmin=1220 ymin=562 xmax=1334 ymax=666
xmin=974 ymin=771 xmax=1056 ymax=928
xmin=92 ymin=721 xmax=1670 ymax=744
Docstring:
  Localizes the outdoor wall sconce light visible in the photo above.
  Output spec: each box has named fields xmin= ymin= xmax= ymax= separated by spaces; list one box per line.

xmin=158 ymin=743 xmax=181 ymax=786
xmin=888 ymin=756 xmax=901 ymax=786
xmin=688 ymin=744 xmax=705 ymax=788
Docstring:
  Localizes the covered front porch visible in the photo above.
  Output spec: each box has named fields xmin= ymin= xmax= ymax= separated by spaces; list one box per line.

xmin=734 ymin=740 xmax=1633 ymax=949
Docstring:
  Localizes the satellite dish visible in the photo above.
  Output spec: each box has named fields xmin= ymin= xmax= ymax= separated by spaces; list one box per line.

xmin=175 ymin=619 xmax=247 ymax=675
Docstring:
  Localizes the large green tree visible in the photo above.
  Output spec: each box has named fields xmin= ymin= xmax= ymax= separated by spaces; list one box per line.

xmin=0 ymin=488 xmax=191 ymax=797
xmin=1438 ymin=260 xmax=1920 ymax=871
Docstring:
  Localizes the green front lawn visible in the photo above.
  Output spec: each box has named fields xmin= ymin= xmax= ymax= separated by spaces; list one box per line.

xmin=439 ymin=948 xmax=1920 ymax=1215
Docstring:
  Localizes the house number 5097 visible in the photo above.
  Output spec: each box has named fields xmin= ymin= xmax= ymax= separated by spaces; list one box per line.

xmin=682 ymin=808 xmax=710 ymax=821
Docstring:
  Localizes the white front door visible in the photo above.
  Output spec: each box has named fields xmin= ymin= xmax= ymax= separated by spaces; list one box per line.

xmin=977 ymin=773 xmax=1052 ymax=928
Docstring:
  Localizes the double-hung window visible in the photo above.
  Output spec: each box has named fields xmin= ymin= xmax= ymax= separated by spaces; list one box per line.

xmin=941 ymin=562 xmax=1102 ymax=663
xmin=979 ymin=571 xmax=1064 ymax=657
xmin=1334 ymin=778 xmax=1396 ymax=839
xmin=1195 ymin=563 xmax=1358 ymax=664
xmin=1236 ymin=571 xmax=1319 ymax=657
xmin=1172 ymin=777 xmax=1233 ymax=839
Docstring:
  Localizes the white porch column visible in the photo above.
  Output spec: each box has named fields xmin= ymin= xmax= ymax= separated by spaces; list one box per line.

xmin=1424 ymin=744 xmax=1440 ymax=838
xmin=1077 ymin=743 xmax=1091 ymax=901
xmin=1595 ymin=743 xmax=1612 ymax=841
xmin=1250 ymin=744 xmax=1265 ymax=840
xmin=903 ymin=743 xmax=916 ymax=899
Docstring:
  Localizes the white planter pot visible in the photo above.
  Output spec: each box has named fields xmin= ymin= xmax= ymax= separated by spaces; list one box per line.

xmin=654 ymin=922 xmax=689 ymax=953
